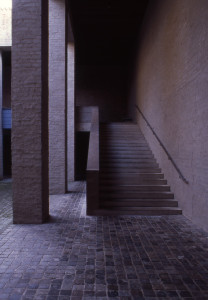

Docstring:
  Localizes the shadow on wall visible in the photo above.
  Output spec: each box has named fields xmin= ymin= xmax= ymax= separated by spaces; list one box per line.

xmin=76 ymin=65 xmax=128 ymax=122
xmin=3 ymin=129 xmax=11 ymax=177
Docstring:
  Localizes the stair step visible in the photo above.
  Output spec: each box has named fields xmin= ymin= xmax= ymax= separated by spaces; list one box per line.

xmin=100 ymin=173 xmax=164 ymax=179
xmin=101 ymin=131 xmax=143 ymax=133
xmin=101 ymin=148 xmax=151 ymax=151
xmin=90 ymin=207 xmax=182 ymax=216
xmin=101 ymin=147 xmax=151 ymax=150
xmin=101 ymin=158 xmax=157 ymax=161
xmin=100 ymin=144 xmax=149 ymax=147
xmin=101 ymin=161 xmax=157 ymax=164
xmin=100 ymin=185 xmax=170 ymax=192
xmin=101 ymin=127 xmax=139 ymax=129
xmin=101 ymin=163 xmax=159 ymax=167
xmin=101 ymin=139 xmax=145 ymax=142
xmin=101 ymin=151 xmax=153 ymax=155
xmin=101 ymin=133 xmax=142 ymax=135
xmin=101 ymin=161 xmax=156 ymax=165
xmin=101 ymin=139 xmax=146 ymax=140
xmin=101 ymin=149 xmax=152 ymax=152
xmin=101 ymin=165 xmax=158 ymax=169
xmin=101 ymin=169 xmax=161 ymax=174
xmin=101 ymin=148 xmax=150 ymax=151
xmin=100 ymin=156 xmax=155 ymax=159
xmin=97 ymin=122 xmax=181 ymax=216
xmin=101 ymin=199 xmax=178 ymax=207
xmin=101 ymin=137 xmax=146 ymax=140
xmin=100 ymin=141 xmax=148 ymax=143
xmin=101 ymin=191 xmax=174 ymax=199
xmin=100 ymin=179 xmax=168 ymax=185
xmin=101 ymin=162 xmax=159 ymax=167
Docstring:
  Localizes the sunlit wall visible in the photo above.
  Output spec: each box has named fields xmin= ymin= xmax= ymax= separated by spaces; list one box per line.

xmin=0 ymin=0 xmax=12 ymax=46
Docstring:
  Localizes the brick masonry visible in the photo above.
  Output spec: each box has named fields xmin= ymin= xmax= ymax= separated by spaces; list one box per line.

xmin=12 ymin=0 xmax=49 ymax=223
xmin=0 ymin=51 xmax=3 ymax=179
xmin=49 ymin=0 xmax=67 ymax=194
xmin=134 ymin=0 xmax=208 ymax=231
xmin=67 ymin=15 xmax=75 ymax=182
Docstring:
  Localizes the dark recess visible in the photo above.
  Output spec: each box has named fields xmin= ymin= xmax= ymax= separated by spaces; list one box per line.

xmin=75 ymin=132 xmax=90 ymax=180
xmin=3 ymin=130 xmax=11 ymax=177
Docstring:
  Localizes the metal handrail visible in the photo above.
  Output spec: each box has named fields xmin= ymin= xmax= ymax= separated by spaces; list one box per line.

xmin=135 ymin=105 xmax=189 ymax=184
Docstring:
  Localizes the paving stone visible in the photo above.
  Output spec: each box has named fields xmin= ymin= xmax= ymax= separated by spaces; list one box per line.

xmin=0 ymin=181 xmax=208 ymax=299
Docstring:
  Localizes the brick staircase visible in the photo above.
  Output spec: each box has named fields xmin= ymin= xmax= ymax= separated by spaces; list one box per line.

xmin=99 ymin=123 xmax=182 ymax=215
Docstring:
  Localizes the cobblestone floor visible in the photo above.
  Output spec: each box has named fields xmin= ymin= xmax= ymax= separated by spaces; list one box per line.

xmin=0 ymin=181 xmax=208 ymax=300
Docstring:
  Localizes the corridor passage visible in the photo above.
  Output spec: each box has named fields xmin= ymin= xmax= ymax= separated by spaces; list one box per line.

xmin=0 ymin=182 xmax=208 ymax=299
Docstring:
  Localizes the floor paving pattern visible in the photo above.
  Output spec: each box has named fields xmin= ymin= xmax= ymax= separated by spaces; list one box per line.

xmin=0 ymin=181 xmax=208 ymax=299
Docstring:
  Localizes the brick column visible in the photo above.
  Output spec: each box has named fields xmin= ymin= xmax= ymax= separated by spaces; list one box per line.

xmin=0 ymin=51 xmax=3 ymax=180
xmin=67 ymin=15 xmax=75 ymax=182
xmin=49 ymin=0 xmax=66 ymax=194
xmin=12 ymin=0 xmax=49 ymax=223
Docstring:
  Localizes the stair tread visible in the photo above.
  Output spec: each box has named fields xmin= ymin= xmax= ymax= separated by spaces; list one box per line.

xmin=100 ymin=170 xmax=161 ymax=173
xmin=100 ymin=173 xmax=164 ymax=177
xmin=101 ymin=195 xmax=174 ymax=200
xmin=101 ymin=184 xmax=169 ymax=187
xmin=101 ymin=202 xmax=178 ymax=207
xmin=101 ymin=199 xmax=176 ymax=203
xmin=100 ymin=178 xmax=167 ymax=186
xmin=101 ymin=206 xmax=181 ymax=210
xmin=101 ymin=161 xmax=157 ymax=163
xmin=101 ymin=191 xmax=174 ymax=195
xmin=101 ymin=185 xmax=170 ymax=190
xmin=89 ymin=208 xmax=182 ymax=216
xmin=102 ymin=203 xmax=178 ymax=208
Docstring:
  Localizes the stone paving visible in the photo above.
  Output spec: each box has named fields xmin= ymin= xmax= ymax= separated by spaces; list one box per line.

xmin=0 ymin=180 xmax=13 ymax=233
xmin=0 ymin=181 xmax=208 ymax=299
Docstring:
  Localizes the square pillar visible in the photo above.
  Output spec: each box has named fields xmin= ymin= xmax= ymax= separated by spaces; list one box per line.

xmin=67 ymin=14 xmax=75 ymax=182
xmin=12 ymin=0 xmax=49 ymax=223
xmin=0 ymin=51 xmax=3 ymax=180
xmin=49 ymin=0 xmax=67 ymax=194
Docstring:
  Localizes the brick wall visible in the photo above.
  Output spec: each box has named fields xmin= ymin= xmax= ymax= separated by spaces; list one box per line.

xmin=134 ymin=0 xmax=208 ymax=231
xmin=67 ymin=23 xmax=75 ymax=182
xmin=0 ymin=52 xmax=3 ymax=179
xmin=12 ymin=0 xmax=49 ymax=223
xmin=49 ymin=0 xmax=66 ymax=194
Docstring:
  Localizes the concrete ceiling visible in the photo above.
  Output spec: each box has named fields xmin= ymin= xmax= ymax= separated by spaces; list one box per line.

xmin=69 ymin=0 xmax=149 ymax=65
